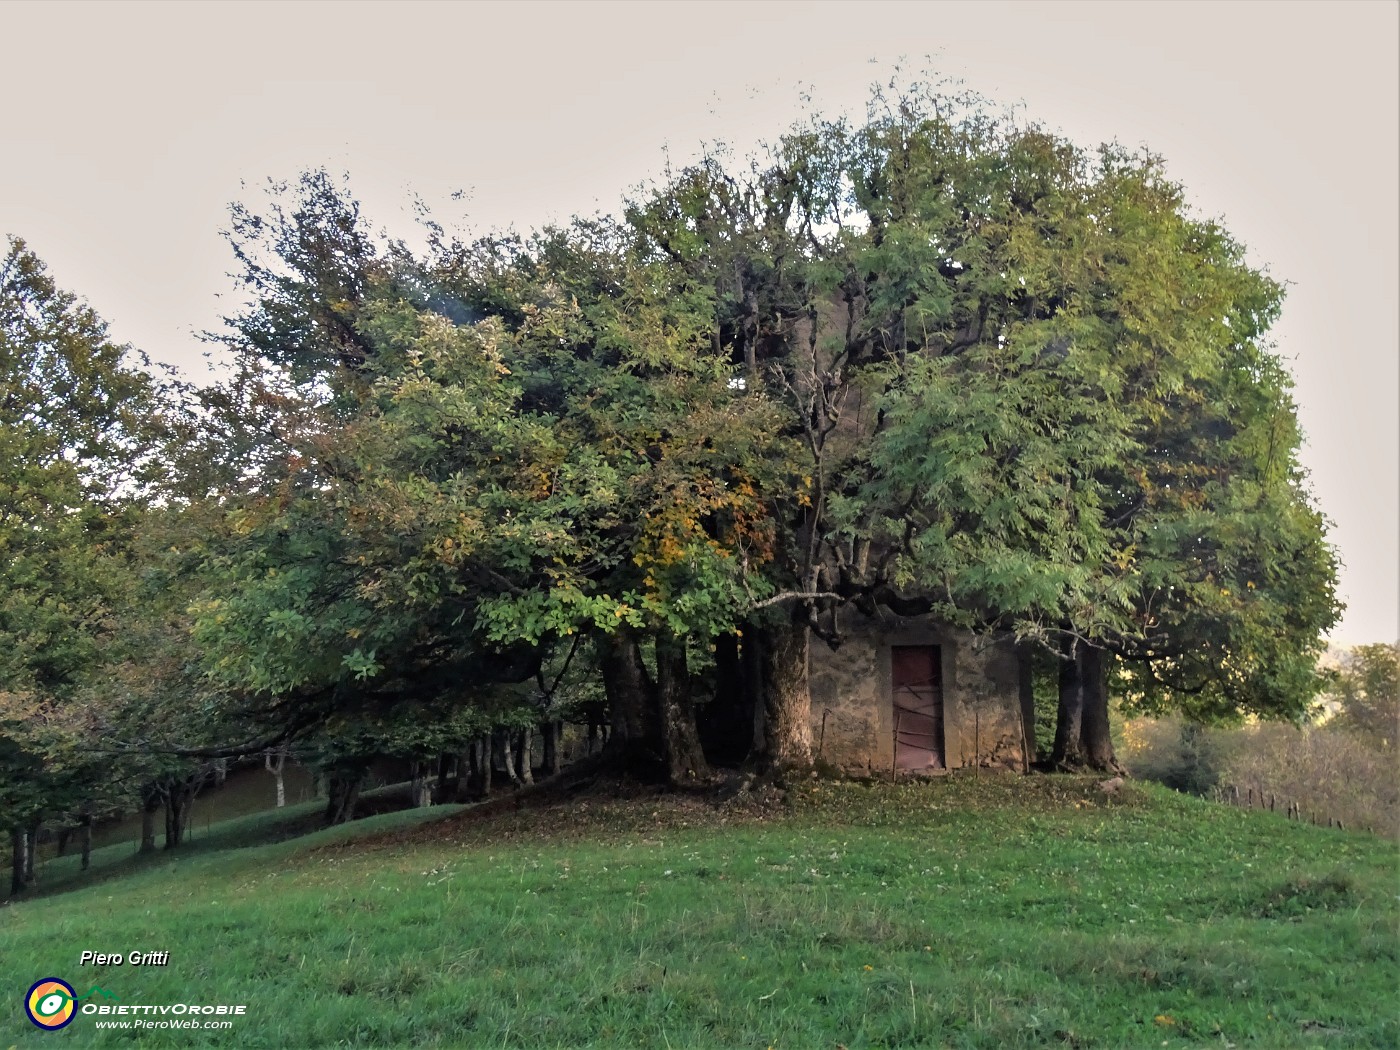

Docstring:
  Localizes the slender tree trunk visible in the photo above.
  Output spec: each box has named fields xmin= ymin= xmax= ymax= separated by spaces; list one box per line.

xmin=583 ymin=702 xmax=608 ymax=755
xmin=435 ymin=753 xmax=451 ymax=803
xmin=761 ymin=617 xmax=813 ymax=771
xmin=79 ymin=812 xmax=93 ymax=872
xmin=515 ymin=728 xmax=534 ymax=785
xmin=213 ymin=757 xmax=228 ymax=787
xmin=1052 ymin=639 xmax=1086 ymax=770
xmin=163 ymin=781 xmax=189 ymax=849
xmin=139 ymin=784 xmax=161 ymax=854
xmin=24 ymin=824 xmax=38 ymax=883
xmin=1079 ymin=646 xmax=1123 ymax=773
xmin=541 ymin=720 xmax=561 ymax=776
xmin=10 ymin=826 xmax=27 ymax=896
xmin=265 ymin=748 xmax=287 ymax=808
xmin=655 ymin=632 xmax=710 ymax=784
xmin=455 ymin=746 xmax=476 ymax=802
xmin=479 ymin=737 xmax=493 ymax=797
xmin=600 ymin=630 xmax=664 ymax=778
xmin=1017 ymin=644 xmax=1038 ymax=768
xmin=494 ymin=729 xmax=521 ymax=787
xmin=323 ymin=768 xmax=363 ymax=826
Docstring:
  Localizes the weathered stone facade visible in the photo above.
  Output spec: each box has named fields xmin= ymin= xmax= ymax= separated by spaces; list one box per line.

xmin=808 ymin=611 xmax=1032 ymax=776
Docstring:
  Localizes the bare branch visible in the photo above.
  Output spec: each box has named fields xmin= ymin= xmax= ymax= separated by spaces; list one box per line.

xmin=749 ymin=590 xmax=843 ymax=611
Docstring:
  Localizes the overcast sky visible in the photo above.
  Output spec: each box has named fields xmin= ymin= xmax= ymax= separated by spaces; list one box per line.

xmin=3 ymin=0 xmax=1396 ymax=644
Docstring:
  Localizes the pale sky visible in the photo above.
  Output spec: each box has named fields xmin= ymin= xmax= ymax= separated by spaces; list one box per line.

xmin=3 ymin=0 xmax=1396 ymax=644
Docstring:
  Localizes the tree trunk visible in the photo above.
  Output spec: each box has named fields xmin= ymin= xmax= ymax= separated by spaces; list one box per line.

xmin=1052 ymin=639 xmax=1086 ymax=770
xmin=163 ymin=780 xmax=192 ymax=849
xmin=323 ymin=768 xmax=363 ymax=826
xmin=583 ymin=702 xmax=608 ymax=754
xmin=1017 ymin=644 xmax=1037 ymax=769
xmin=761 ymin=617 xmax=813 ymax=771
xmin=1079 ymin=646 xmax=1123 ymax=773
xmin=479 ymin=736 xmax=493 ymax=796
xmin=139 ymin=784 xmax=161 ymax=854
xmin=656 ymin=632 xmax=710 ymax=784
xmin=494 ymin=729 xmax=521 ymax=787
xmin=600 ymin=630 xmax=664 ymax=778
xmin=265 ymin=748 xmax=288 ymax=808
xmin=24 ymin=824 xmax=38 ymax=883
xmin=515 ymin=728 xmax=534 ymax=785
xmin=436 ymin=753 xmax=451 ymax=803
xmin=10 ymin=826 xmax=27 ymax=896
xmin=79 ymin=813 xmax=93 ymax=872
xmin=462 ymin=745 xmax=476 ymax=801
xmin=541 ymin=720 xmax=561 ymax=777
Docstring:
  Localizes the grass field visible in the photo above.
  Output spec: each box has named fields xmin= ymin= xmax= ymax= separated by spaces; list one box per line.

xmin=2 ymin=775 xmax=1396 ymax=1048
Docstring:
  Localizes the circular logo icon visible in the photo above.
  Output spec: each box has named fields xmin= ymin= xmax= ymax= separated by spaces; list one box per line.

xmin=26 ymin=978 xmax=77 ymax=1030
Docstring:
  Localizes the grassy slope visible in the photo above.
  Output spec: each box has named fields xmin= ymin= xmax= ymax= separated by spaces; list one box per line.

xmin=1 ymin=777 xmax=1395 ymax=1049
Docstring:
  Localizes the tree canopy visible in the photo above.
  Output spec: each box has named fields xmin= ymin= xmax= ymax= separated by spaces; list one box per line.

xmin=0 ymin=81 xmax=1346 ymax=882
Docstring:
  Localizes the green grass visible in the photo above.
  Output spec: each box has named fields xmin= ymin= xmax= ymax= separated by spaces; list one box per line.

xmin=2 ymin=776 xmax=1395 ymax=1048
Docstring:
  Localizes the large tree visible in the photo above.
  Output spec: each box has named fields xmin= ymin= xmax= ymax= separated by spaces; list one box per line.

xmin=190 ymin=179 xmax=796 ymax=786
xmin=624 ymin=81 xmax=1339 ymax=771
xmin=0 ymin=238 xmax=175 ymax=888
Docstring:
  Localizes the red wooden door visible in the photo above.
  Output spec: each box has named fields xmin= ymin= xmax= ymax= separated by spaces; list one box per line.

xmin=892 ymin=645 xmax=944 ymax=770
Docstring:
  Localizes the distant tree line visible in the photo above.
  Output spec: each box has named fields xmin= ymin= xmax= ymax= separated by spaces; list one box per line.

xmin=1 ymin=78 xmax=1341 ymax=894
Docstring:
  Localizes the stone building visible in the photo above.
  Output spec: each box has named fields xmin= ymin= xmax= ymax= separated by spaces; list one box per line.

xmin=808 ymin=611 xmax=1034 ymax=776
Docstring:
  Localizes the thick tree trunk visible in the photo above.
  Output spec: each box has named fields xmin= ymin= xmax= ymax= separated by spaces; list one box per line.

xmin=761 ymin=617 xmax=813 ymax=771
xmin=655 ymin=632 xmax=710 ymax=784
xmin=479 ymin=737 xmax=493 ymax=796
xmin=1079 ymin=647 xmax=1123 ymax=773
xmin=1052 ymin=639 xmax=1086 ymax=769
xmin=600 ymin=630 xmax=664 ymax=778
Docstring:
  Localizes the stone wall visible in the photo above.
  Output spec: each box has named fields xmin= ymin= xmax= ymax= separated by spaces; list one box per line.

xmin=808 ymin=613 xmax=1030 ymax=775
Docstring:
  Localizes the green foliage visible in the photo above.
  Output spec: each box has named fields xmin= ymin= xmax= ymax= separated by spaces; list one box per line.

xmin=0 ymin=238 xmax=179 ymax=830
xmin=625 ymin=79 xmax=1339 ymax=725
xmin=192 ymin=186 xmax=795 ymax=754
xmin=8 ymin=73 xmax=1347 ymax=813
